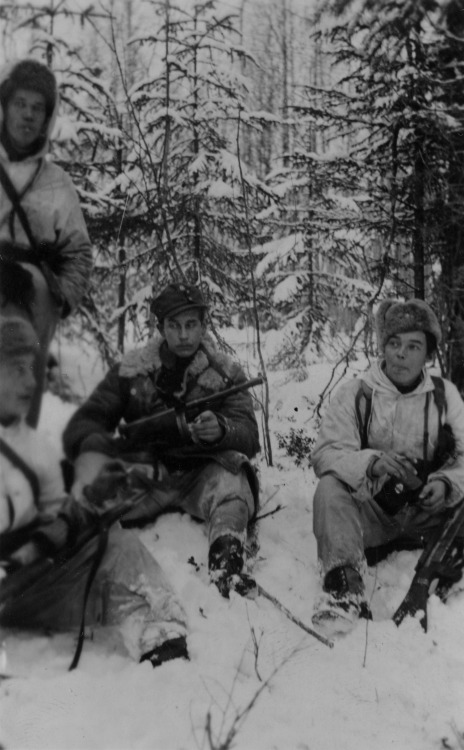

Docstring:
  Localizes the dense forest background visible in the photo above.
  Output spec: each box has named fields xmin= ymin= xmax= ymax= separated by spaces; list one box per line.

xmin=1 ymin=0 xmax=464 ymax=389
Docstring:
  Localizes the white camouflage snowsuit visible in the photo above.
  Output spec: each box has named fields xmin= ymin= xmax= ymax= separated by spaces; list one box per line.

xmin=312 ymin=360 xmax=464 ymax=575
xmin=0 ymin=60 xmax=92 ymax=425
xmin=0 ymin=420 xmax=187 ymax=661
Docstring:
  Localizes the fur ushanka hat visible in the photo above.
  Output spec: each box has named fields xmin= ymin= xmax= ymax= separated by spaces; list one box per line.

xmin=375 ymin=298 xmax=441 ymax=352
xmin=0 ymin=59 xmax=57 ymax=119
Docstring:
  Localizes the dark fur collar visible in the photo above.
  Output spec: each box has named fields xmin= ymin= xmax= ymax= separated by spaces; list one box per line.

xmin=119 ymin=333 xmax=234 ymax=391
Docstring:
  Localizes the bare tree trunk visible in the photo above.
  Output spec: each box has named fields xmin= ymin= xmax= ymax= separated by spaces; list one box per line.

xmin=192 ymin=6 xmax=201 ymax=265
xmin=281 ymin=0 xmax=289 ymax=165
xmin=117 ymin=235 xmax=126 ymax=352
xmin=412 ymin=131 xmax=425 ymax=299
xmin=236 ymin=114 xmax=273 ymax=466
xmin=409 ymin=33 xmax=426 ymax=300
xmin=440 ymin=0 xmax=464 ymax=388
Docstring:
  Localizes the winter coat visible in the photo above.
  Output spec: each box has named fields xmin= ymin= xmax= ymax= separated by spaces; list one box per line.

xmin=0 ymin=419 xmax=65 ymax=537
xmin=63 ymin=334 xmax=261 ymax=475
xmin=0 ymin=62 xmax=92 ymax=316
xmin=311 ymin=360 xmax=464 ymax=507
xmin=0 ymin=489 xmax=187 ymax=659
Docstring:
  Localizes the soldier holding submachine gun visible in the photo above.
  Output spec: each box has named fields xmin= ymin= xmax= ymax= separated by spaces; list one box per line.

xmin=63 ymin=283 xmax=262 ymax=599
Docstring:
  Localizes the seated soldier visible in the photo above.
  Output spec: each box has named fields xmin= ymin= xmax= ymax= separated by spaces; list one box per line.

xmin=0 ymin=316 xmax=188 ymax=668
xmin=63 ymin=283 xmax=261 ymax=597
xmin=0 ymin=316 xmax=64 ymax=556
xmin=311 ymin=299 xmax=464 ymax=635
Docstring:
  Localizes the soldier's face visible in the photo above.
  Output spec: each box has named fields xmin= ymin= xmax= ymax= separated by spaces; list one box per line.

xmin=0 ymin=354 xmax=36 ymax=424
xmin=160 ymin=309 xmax=205 ymax=358
xmin=5 ymin=88 xmax=47 ymax=150
xmin=384 ymin=331 xmax=428 ymax=387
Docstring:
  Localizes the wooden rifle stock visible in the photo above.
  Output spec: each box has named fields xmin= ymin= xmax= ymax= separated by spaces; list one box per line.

xmin=393 ymin=500 xmax=464 ymax=630
xmin=119 ymin=375 xmax=264 ymax=445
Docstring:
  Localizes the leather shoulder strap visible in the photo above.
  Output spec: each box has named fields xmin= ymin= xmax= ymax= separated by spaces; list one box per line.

xmin=0 ymin=163 xmax=37 ymax=250
xmin=354 ymin=381 xmax=373 ymax=450
xmin=430 ymin=375 xmax=446 ymax=419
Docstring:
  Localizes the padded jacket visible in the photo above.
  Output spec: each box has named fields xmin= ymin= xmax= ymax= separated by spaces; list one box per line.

xmin=63 ymin=334 xmax=260 ymax=476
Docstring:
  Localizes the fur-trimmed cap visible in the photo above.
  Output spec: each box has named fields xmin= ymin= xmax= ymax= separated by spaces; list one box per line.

xmin=0 ymin=316 xmax=39 ymax=359
xmin=151 ymin=283 xmax=207 ymax=322
xmin=0 ymin=59 xmax=57 ymax=118
xmin=375 ymin=298 xmax=442 ymax=352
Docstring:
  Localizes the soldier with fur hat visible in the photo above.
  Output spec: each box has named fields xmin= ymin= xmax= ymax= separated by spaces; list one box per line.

xmin=63 ymin=281 xmax=261 ymax=600
xmin=310 ymin=298 xmax=464 ymax=636
xmin=0 ymin=57 xmax=92 ymax=427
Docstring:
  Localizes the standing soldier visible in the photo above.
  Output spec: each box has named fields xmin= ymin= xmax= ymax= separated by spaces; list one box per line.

xmin=0 ymin=58 xmax=92 ymax=426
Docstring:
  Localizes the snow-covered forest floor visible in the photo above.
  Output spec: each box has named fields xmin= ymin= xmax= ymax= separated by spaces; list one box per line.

xmin=1 ymin=325 xmax=463 ymax=750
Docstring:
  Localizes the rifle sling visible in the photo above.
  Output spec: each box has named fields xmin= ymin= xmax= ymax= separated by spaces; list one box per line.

xmin=356 ymin=375 xmax=448 ymax=461
xmin=68 ymin=523 xmax=110 ymax=671
xmin=67 ymin=487 xmax=152 ymax=670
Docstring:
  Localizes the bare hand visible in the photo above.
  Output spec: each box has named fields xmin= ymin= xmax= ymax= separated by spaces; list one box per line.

xmin=189 ymin=410 xmax=223 ymax=444
xmin=83 ymin=461 xmax=128 ymax=506
xmin=418 ymin=479 xmax=448 ymax=514
xmin=71 ymin=452 xmax=112 ymax=503
xmin=10 ymin=541 xmax=41 ymax=566
xmin=370 ymin=451 xmax=418 ymax=484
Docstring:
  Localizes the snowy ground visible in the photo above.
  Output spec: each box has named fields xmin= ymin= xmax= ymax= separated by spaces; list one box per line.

xmin=1 ymin=326 xmax=463 ymax=750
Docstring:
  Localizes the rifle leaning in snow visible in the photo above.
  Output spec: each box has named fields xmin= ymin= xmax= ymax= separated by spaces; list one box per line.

xmin=393 ymin=500 xmax=464 ymax=631
xmin=118 ymin=376 xmax=264 ymax=448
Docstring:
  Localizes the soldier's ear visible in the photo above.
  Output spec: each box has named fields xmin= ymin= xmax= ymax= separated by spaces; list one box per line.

xmin=157 ymin=321 xmax=165 ymax=338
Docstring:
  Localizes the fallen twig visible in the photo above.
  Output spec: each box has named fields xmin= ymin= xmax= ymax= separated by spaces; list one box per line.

xmin=257 ymin=584 xmax=334 ymax=649
xmin=254 ymin=504 xmax=285 ymax=522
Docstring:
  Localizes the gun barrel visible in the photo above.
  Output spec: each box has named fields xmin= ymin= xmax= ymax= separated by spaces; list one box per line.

xmin=120 ymin=375 xmax=264 ymax=441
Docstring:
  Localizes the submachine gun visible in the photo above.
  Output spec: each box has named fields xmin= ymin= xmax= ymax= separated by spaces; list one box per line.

xmin=393 ymin=500 xmax=464 ymax=631
xmin=118 ymin=376 xmax=264 ymax=448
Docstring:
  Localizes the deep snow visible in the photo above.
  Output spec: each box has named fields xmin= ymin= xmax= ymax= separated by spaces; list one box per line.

xmin=1 ymin=326 xmax=463 ymax=750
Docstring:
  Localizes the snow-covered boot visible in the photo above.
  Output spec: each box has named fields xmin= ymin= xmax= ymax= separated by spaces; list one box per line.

xmin=140 ymin=635 xmax=189 ymax=668
xmin=312 ymin=565 xmax=371 ymax=635
xmin=208 ymin=535 xmax=257 ymax=599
